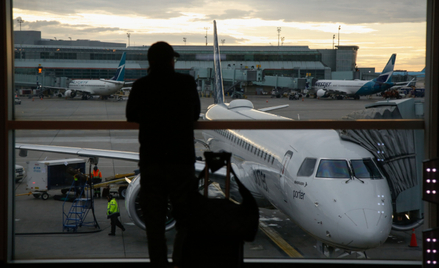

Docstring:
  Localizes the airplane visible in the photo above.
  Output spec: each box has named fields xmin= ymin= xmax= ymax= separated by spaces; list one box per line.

xmin=392 ymin=67 xmax=425 ymax=79
xmin=46 ymin=52 xmax=129 ymax=100
xmin=15 ymin=21 xmax=396 ymax=256
xmin=313 ymin=54 xmax=413 ymax=100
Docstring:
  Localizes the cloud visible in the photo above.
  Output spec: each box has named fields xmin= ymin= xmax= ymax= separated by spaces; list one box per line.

xmin=13 ymin=0 xmax=204 ymax=18
xmin=247 ymin=0 xmax=426 ymax=24
xmin=204 ymin=9 xmax=256 ymax=21
xmin=12 ymin=0 xmax=426 ymax=70
xmin=14 ymin=0 xmax=426 ymax=23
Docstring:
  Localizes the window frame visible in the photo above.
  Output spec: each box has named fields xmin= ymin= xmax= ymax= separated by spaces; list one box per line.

xmin=2 ymin=0 xmax=439 ymax=266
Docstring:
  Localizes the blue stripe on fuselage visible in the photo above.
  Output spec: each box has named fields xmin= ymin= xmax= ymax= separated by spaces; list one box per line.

xmin=355 ymin=81 xmax=393 ymax=96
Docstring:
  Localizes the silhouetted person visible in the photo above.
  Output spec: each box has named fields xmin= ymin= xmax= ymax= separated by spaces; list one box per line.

xmin=126 ymin=41 xmax=200 ymax=268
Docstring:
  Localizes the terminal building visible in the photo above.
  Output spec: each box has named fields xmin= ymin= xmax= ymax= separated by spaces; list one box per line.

xmin=14 ymin=30 xmax=370 ymax=95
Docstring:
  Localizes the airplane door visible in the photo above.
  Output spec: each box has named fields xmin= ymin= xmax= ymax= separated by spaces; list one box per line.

xmin=279 ymin=150 xmax=293 ymax=203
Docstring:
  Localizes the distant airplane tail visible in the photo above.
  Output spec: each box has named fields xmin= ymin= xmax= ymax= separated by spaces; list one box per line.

xmin=110 ymin=52 xmax=126 ymax=82
xmin=374 ymin=54 xmax=396 ymax=84
xmin=213 ymin=20 xmax=225 ymax=105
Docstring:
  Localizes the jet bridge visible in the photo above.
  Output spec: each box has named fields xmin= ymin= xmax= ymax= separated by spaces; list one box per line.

xmin=338 ymin=98 xmax=424 ymax=231
xmin=191 ymin=66 xmax=315 ymax=95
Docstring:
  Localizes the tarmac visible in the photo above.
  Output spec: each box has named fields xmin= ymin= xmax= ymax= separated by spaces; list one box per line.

xmin=11 ymin=94 xmax=423 ymax=265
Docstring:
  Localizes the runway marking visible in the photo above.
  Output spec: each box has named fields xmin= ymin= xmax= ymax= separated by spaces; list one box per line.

xmin=211 ymin=183 xmax=303 ymax=258
xmin=258 ymin=221 xmax=303 ymax=258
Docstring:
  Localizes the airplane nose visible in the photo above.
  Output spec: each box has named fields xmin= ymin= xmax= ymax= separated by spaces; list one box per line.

xmin=339 ymin=208 xmax=391 ymax=250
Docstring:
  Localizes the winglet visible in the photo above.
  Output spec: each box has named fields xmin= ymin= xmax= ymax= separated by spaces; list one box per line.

xmin=110 ymin=52 xmax=126 ymax=81
xmin=213 ymin=20 xmax=225 ymax=105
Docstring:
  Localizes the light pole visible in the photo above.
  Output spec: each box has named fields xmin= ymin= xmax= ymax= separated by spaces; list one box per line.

xmin=16 ymin=17 xmax=24 ymax=31
xmin=127 ymin=33 xmax=131 ymax=47
xmin=277 ymin=27 xmax=281 ymax=47
xmin=204 ymin=27 xmax=209 ymax=46
xmin=338 ymin=25 xmax=341 ymax=47
xmin=333 ymin=34 xmax=335 ymax=49
xmin=221 ymin=39 xmax=225 ymax=45
xmin=183 ymin=37 xmax=186 ymax=45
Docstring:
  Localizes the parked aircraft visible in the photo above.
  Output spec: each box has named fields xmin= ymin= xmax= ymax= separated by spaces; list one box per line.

xmin=393 ymin=68 xmax=425 ymax=79
xmin=47 ymin=52 xmax=128 ymax=100
xmin=200 ymin=20 xmax=393 ymax=253
xmin=313 ymin=54 xmax=411 ymax=99
xmin=15 ymin=21 xmax=397 ymax=256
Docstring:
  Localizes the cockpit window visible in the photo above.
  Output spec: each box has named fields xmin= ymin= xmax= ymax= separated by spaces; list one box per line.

xmin=350 ymin=159 xmax=383 ymax=179
xmin=316 ymin=159 xmax=350 ymax=178
xmin=297 ymin=158 xmax=317 ymax=177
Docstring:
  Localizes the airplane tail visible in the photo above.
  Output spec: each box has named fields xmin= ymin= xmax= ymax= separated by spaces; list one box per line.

xmin=213 ymin=20 xmax=225 ymax=105
xmin=375 ymin=54 xmax=396 ymax=84
xmin=110 ymin=52 xmax=126 ymax=82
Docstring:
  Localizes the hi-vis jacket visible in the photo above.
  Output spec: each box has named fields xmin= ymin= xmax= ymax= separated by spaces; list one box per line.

xmin=92 ymin=169 xmax=102 ymax=179
xmin=107 ymin=198 xmax=120 ymax=217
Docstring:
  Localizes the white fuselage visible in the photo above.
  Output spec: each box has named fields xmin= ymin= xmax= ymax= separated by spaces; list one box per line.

xmin=315 ymin=80 xmax=368 ymax=94
xmin=69 ymin=80 xmax=123 ymax=96
xmin=202 ymin=99 xmax=392 ymax=251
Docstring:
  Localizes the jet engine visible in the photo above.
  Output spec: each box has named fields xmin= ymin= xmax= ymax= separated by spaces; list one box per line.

xmin=125 ymin=174 xmax=176 ymax=231
xmin=64 ymin=90 xmax=76 ymax=98
xmin=316 ymin=89 xmax=329 ymax=98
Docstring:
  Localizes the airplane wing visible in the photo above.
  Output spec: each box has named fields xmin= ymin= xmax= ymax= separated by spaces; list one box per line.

xmin=258 ymin=104 xmax=289 ymax=112
xmin=100 ymin=79 xmax=125 ymax=86
xmin=15 ymin=143 xmax=139 ymax=162
xmin=389 ymin=78 xmax=416 ymax=90
xmin=15 ymin=142 xmax=230 ymax=193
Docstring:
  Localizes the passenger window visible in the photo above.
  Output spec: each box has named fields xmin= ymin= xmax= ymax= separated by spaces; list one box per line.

xmin=351 ymin=159 xmax=383 ymax=179
xmin=316 ymin=159 xmax=350 ymax=178
xmin=297 ymin=158 xmax=317 ymax=177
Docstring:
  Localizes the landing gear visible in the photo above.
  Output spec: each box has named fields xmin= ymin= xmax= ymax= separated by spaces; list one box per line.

xmin=317 ymin=242 xmax=368 ymax=258
xmin=81 ymin=94 xmax=92 ymax=100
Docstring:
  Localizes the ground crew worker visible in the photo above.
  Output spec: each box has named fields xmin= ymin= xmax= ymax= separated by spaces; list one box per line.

xmin=92 ymin=165 xmax=102 ymax=198
xmin=73 ymin=169 xmax=85 ymax=197
xmin=107 ymin=194 xmax=125 ymax=236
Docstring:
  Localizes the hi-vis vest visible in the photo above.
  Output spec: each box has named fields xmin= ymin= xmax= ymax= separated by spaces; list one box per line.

xmin=107 ymin=199 xmax=119 ymax=216
xmin=92 ymin=169 xmax=102 ymax=179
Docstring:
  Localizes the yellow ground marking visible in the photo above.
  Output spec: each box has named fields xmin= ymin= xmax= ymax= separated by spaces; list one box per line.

xmin=258 ymin=221 xmax=304 ymax=258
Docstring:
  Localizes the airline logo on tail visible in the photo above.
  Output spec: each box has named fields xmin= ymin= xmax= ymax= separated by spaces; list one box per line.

xmin=374 ymin=54 xmax=396 ymax=84
xmin=110 ymin=52 xmax=126 ymax=82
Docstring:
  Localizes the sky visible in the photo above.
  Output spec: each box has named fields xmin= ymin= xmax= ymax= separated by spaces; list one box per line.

xmin=12 ymin=0 xmax=426 ymax=71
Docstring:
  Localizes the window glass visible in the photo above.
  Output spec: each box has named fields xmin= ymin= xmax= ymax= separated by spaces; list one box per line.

xmin=10 ymin=0 xmax=427 ymax=265
xmin=316 ymin=159 xmax=350 ymax=178
xmin=351 ymin=158 xmax=383 ymax=179
xmin=297 ymin=158 xmax=317 ymax=177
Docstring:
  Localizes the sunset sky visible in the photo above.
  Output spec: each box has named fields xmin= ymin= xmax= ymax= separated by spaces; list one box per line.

xmin=13 ymin=0 xmax=427 ymax=71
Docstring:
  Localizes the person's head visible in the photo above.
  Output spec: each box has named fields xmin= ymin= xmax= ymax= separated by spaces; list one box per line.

xmin=107 ymin=194 xmax=113 ymax=201
xmin=93 ymin=166 xmax=98 ymax=171
xmin=147 ymin=41 xmax=179 ymax=70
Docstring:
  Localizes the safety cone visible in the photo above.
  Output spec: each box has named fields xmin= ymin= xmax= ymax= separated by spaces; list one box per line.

xmin=409 ymin=228 xmax=418 ymax=247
